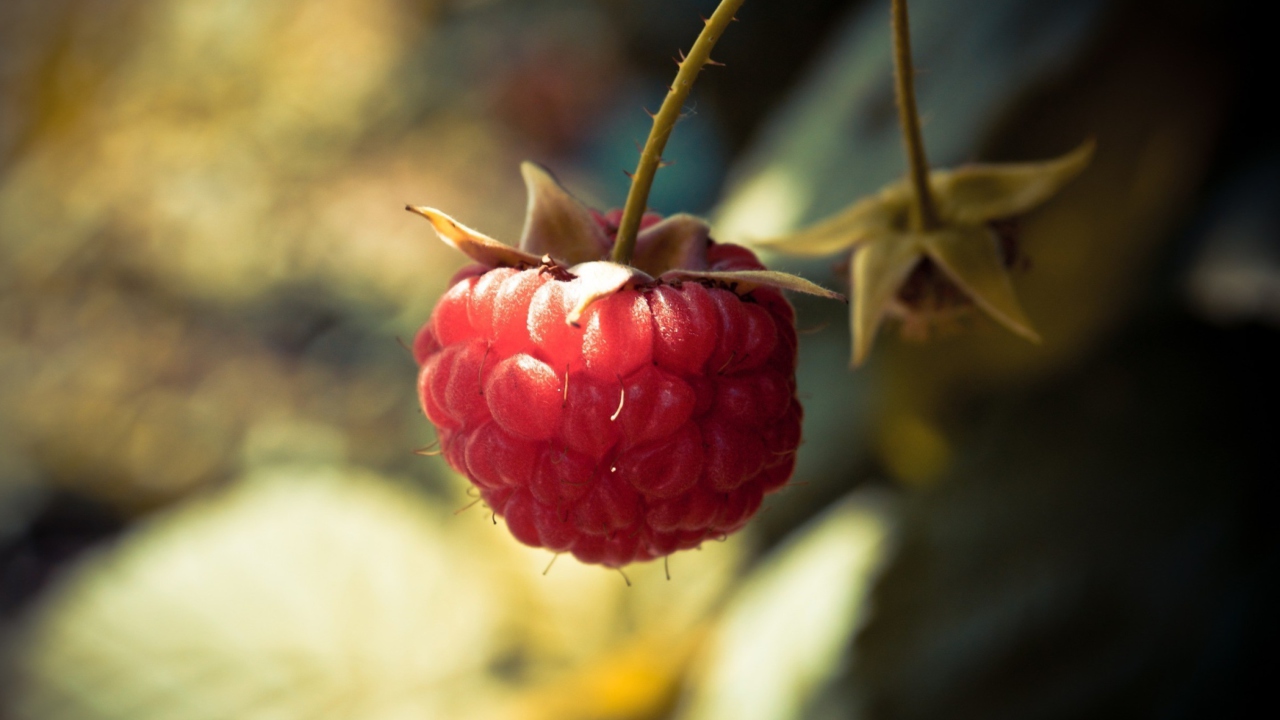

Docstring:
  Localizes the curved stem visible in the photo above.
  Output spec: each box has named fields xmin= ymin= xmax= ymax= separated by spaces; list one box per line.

xmin=611 ymin=0 xmax=747 ymax=265
xmin=891 ymin=0 xmax=939 ymax=231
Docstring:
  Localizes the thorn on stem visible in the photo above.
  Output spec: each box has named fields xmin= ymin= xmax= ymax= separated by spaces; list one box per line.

xmin=705 ymin=57 xmax=726 ymax=67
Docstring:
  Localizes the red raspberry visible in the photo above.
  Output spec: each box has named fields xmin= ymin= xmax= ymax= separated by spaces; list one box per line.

xmin=407 ymin=161 xmax=841 ymax=567
xmin=414 ymin=234 xmax=802 ymax=567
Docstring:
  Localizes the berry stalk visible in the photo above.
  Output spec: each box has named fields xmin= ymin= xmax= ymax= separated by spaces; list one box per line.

xmin=891 ymin=0 xmax=939 ymax=232
xmin=611 ymin=0 xmax=747 ymax=266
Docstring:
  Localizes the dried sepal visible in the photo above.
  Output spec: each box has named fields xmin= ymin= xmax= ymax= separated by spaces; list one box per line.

xmin=752 ymin=186 xmax=911 ymax=257
xmin=932 ymin=140 xmax=1095 ymax=226
xmin=922 ymin=226 xmax=1040 ymax=342
xmin=518 ymin=162 xmax=611 ymax=265
xmin=629 ymin=214 xmax=711 ymax=276
xmin=406 ymin=205 xmax=541 ymax=268
xmin=662 ymin=269 xmax=847 ymax=302
xmin=564 ymin=261 xmax=654 ymax=325
xmin=850 ymin=234 xmax=924 ymax=366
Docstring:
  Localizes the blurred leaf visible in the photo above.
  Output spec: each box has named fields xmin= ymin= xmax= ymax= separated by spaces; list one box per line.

xmin=16 ymin=468 xmax=514 ymax=720
xmin=678 ymin=492 xmax=893 ymax=720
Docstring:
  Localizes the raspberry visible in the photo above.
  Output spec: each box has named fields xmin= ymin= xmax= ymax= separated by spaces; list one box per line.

xmin=414 ymin=230 xmax=803 ymax=567
xmin=404 ymin=2 xmax=844 ymax=567
xmin=407 ymin=158 xmax=842 ymax=567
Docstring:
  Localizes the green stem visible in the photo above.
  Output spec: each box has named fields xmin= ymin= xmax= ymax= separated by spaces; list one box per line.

xmin=891 ymin=0 xmax=939 ymax=231
xmin=611 ymin=0 xmax=747 ymax=265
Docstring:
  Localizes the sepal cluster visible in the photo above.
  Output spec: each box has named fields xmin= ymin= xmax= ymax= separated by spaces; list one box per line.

xmin=754 ymin=141 xmax=1094 ymax=365
xmin=408 ymin=163 xmax=843 ymax=318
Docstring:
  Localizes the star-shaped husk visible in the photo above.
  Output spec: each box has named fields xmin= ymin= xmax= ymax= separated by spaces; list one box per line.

xmin=753 ymin=140 xmax=1094 ymax=366
xmin=409 ymin=162 xmax=844 ymax=323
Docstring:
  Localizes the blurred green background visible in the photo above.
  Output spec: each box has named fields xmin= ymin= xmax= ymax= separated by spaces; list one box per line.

xmin=0 ymin=1 xmax=1275 ymax=718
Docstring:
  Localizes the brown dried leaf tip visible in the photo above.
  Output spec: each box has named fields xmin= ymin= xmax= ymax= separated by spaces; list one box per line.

xmin=755 ymin=140 xmax=1095 ymax=366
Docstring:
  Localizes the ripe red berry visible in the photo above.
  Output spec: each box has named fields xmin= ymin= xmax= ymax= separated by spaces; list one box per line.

xmin=414 ymin=231 xmax=802 ymax=567
xmin=406 ymin=159 xmax=842 ymax=567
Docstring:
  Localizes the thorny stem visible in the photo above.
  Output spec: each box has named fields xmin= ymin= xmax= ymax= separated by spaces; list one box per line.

xmin=611 ymin=0 xmax=746 ymax=265
xmin=891 ymin=0 xmax=939 ymax=231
